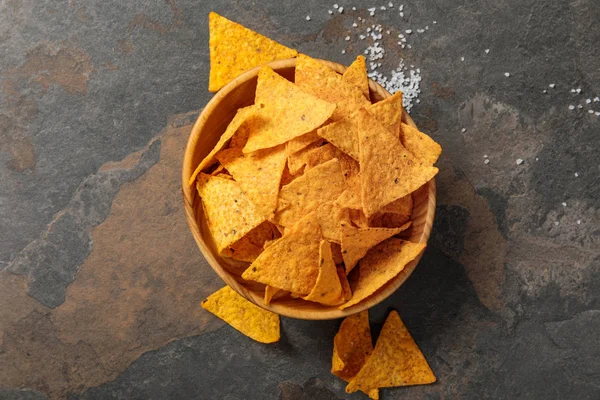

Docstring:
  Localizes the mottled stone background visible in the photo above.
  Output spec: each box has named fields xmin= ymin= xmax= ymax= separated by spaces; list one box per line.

xmin=1 ymin=0 xmax=599 ymax=399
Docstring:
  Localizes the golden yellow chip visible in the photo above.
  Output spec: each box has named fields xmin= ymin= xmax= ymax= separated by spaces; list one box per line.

xmin=334 ymin=188 xmax=362 ymax=211
xmin=274 ymin=159 xmax=346 ymax=228
xmin=348 ymin=208 xmax=369 ymax=228
xmin=215 ymin=144 xmax=287 ymax=218
xmin=341 ymin=222 xmax=411 ymax=273
xmin=343 ymin=55 xmax=370 ymax=100
xmin=314 ymin=201 xmax=350 ymax=243
xmin=285 ymin=130 xmax=323 ymax=156
xmin=331 ymin=310 xmax=379 ymax=399
xmin=197 ymin=173 xmax=267 ymax=253
xmin=340 ymin=239 xmax=425 ymax=309
xmin=279 ymin=163 xmax=297 ymax=187
xmin=189 ymin=105 xmax=258 ymax=185
xmin=337 ymin=266 xmax=353 ymax=301
xmin=358 ymin=109 xmax=438 ymax=218
xmin=264 ymin=285 xmax=282 ymax=305
xmin=368 ymin=91 xmax=403 ymax=135
xmin=400 ymin=123 xmax=442 ymax=165
xmin=229 ymin=122 xmax=252 ymax=149
xmin=242 ymin=212 xmax=322 ymax=295
xmin=295 ymin=54 xmax=370 ymax=121
xmin=317 ymin=115 xmax=360 ymax=160
xmin=221 ymin=221 xmax=280 ymax=262
xmin=380 ymin=194 xmax=413 ymax=215
xmin=303 ymin=240 xmax=344 ymax=305
xmin=243 ymin=66 xmax=336 ymax=153
xmin=208 ymin=12 xmax=298 ymax=92
xmin=201 ymin=286 xmax=280 ymax=343
xmin=288 ymin=143 xmax=352 ymax=179
xmin=346 ymin=310 xmax=436 ymax=393
xmin=369 ymin=213 xmax=411 ymax=229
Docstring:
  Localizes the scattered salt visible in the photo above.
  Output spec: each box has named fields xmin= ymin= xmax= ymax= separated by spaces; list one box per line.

xmin=484 ymin=159 xmax=490 ymax=164
xmin=328 ymin=9 xmax=333 ymax=14
xmin=594 ymin=97 xmax=600 ymax=102
xmin=341 ymin=49 xmax=346 ymax=54
xmin=461 ymin=128 xmax=466 ymax=133
xmin=399 ymin=11 xmax=404 ymax=17
xmin=549 ymin=83 xmax=555 ymax=88
xmin=352 ymin=7 xmax=357 ymax=10
xmin=577 ymin=220 xmax=581 ymax=225
xmin=389 ymin=1 xmax=394 ymax=7
xmin=578 ymin=105 xmax=583 ymax=109
xmin=405 ymin=29 xmax=412 ymax=34
xmin=306 ymin=15 xmax=311 ymax=20
xmin=352 ymin=22 xmax=358 ymax=27
xmin=586 ymin=99 xmax=592 ymax=104
xmin=433 ymin=20 xmax=437 ymax=23
xmin=576 ymin=88 xmax=582 ymax=93
xmin=386 ymin=30 xmax=391 ymax=34
xmin=461 ymin=56 xmax=465 ymax=62
xmin=485 ymin=49 xmax=490 ymax=54
xmin=554 ymin=221 xmax=559 ymax=226
xmin=589 ymin=109 xmax=594 ymax=114
xmin=574 ymin=172 xmax=579 ymax=177
xmin=543 ymin=90 xmax=548 ymax=93
xmin=596 ymin=112 xmax=600 ymax=116
xmin=345 ymin=35 xmax=350 ymax=41
xmin=425 ymin=25 xmax=429 ymax=30
xmin=484 ymin=154 xmax=488 ymax=158
xmin=368 ymin=7 xmax=376 ymax=15
xmin=399 ymin=4 xmax=404 ymax=11
xmin=568 ymin=105 xmax=575 ymax=110
xmin=380 ymin=6 xmax=386 ymax=10
xmin=516 ymin=158 xmax=523 ymax=165
xmin=504 ymin=72 xmax=510 ymax=77
xmin=359 ymin=34 xmax=366 ymax=40
xmin=338 ymin=6 xmax=344 ymax=13
xmin=562 ymin=202 xmax=567 ymax=207
xmin=333 ymin=3 xmax=338 ymax=8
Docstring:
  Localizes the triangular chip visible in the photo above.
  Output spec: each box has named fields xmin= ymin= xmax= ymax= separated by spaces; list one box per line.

xmin=346 ymin=310 xmax=435 ymax=392
xmin=314 ymin=201 xmax=350 ymax=243
xmin=399 ymin=123 xmax=442 ymax=165
xmin=216 ymin=145 xmax=287 ymax=218
xmin=285 ymin=130 xmax=323 ymax=156
xmin=340 ymin=239 xmax=425 ymax=309
xmin=380 ymin=194 xmax=413 ymax=215
xmin=208 ymin=12 xmax=298 ymax=92
xmin=332 ymin=311 xmax=379 ymax=399
xmin=288 ymin=143 xmax=350 ymax=179
xmin=242 ymin=213 xmax=322 ymax=295
xmin=358 ymin=108 xmax=438 ymax=218
xmin=343 ymin=55 xmax=370 ymax=100
xmin=337 ymin=266 xmax=352 ymax=301
xmin=341 ymin=222 xmax=411 ymax=273
xmin=221 ymin=221 xmax=280 ymax=262
xmin=264 ymin=285 xmax=282 ymax=305
xmin=202 ymin=286 xmax=280 ymax=343
xmin=189 ymin=105 xmax=258 ymax=185
xmin=348 ymin=208 xmax=369 ymax=228
xmin=274 ymin=159 xmax=346 ymax=228
xmin=295 ymin=54 xmax=370 ymax=121
xmin=317 ymin=93 xmax=403 ymax=162
xmin=197 ymin=174 xmax=266 ymax=253
xmin=303 ymin=240 xmax=344 ymax=305
xmin=243 ymin=67 xmax=336 ymax=153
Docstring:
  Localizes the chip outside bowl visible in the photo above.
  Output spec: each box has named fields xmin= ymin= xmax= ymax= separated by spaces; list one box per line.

xmin=182 ymin=58 xmax=436 ymax=320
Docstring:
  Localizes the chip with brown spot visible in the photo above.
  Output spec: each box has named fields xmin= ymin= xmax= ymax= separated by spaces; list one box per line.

xmin=216 ymin=144 xmax=287 ymax=218
xmin=295 ymin=54 xmax=370 ymax=121
xmin=331 ymin=310 xmax=379 ymax=399
xmin=358 ymin=108 xmax=438 ymax=218
xmin=346 ymin=310 xmax=435 ymax=392
xmin=343 ymin=55 xmax=370 ymax=100
xmin=340 ymin=239 xmax=425 ymax=309
xmin=196 ymin=173 xmax=267 ymax=253
xmin=303 ymin=240 xmax=344 ymax=305
xmin=201 ymin=286 xmax=280 ymax=343
xmin=243 ymin=66 xmax=336 ymax=153
xmin=208 ymin=12 xmax=298 ymax=92
xmin=341 ymin=222 xmax=411 ymax=273
xmin=242 ymin=212 xmax=322 ymax=295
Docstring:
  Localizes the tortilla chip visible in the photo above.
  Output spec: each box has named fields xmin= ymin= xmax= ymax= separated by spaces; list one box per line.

xmin=343 ymin=55 xmax=370 ymax=100
xmin=340 ymin=239 xmax=426 ymax=309
xmin=197 ymin=174 xmax=266 ymax=253
xmin=341 ymin=222 xmax=411 ymax=273
xmin=346 ymin=310 xmax=436 ymax=392
xmin=189 ymin=105 xmax=258 ymax=185
xmin=332 ymin=311 xmax=379 ymax=399
xmin=242 ymin=212 xmax=322 ymax=295
xmin=317 ymin=93 xmax=402 ymax=161
xmin=243 ymin=66 xmax=336 ymax=153
xmin=295 ymin=54 xmax=370 ymax=121
xmin=335 ymin=188 xmax=362 ymax=211
xmin=331 ymin=243 xmax=344 ymax=265
xmin=380 ymin=194 xmax=413 ymax=215
xmin=201 ymin=286 xmax=280 ymax=343
xmin=314 ymin=201 xmax=350 ymax=243
xmin=216 ymin=144 xmax=287 ymax=218
xmin=288 ymin=143 xmax=352 ymax=180
xmin=369 ymin=213 xmax=411 ymax=229
xmin=209 ymin=164 xmax=226 ymax=176
xmin=303 ymin=240 xmax=344 ymax=305
xmin=285 ymin=130 xmax=323 ymax=156
xmin=208 ymin=12 xmax=298 ymax=92
xmin=358 ymin=108 xmax=438 ymax=218
xmin=264 ymin=285 xmax=282 ymax=305
xmin=221 ymin=221 xmax=280 ymax=262
xmin=317 ymin=116 xmax=360 ymax=160
xmin=400 ymin=123 xmax=442 ymax=165
xmin=280 ymin=164 xmax=296 ymax=187
xmin=337 ymin=266 xmax=353 ymax=301
xmin=274 ymin=159 xmax=346 ymax=228
xmin=229 ymin=122 xmax=252 ymax=149
xmin=348 ymin=208 xmax=369 ymax=228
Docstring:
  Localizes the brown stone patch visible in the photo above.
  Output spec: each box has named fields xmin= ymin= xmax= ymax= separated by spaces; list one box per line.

xmin=436 ymin=159 xmax=508 ymax=315
xmin=432 ymin=82 xmax=455 ymax=99
xmin=127 ymin=0 xmax=183 ymax=34
xmin=117 ymin=39 xmax=135 ymax=55
xmin=0 ymin=112 xmax=223 ymax=399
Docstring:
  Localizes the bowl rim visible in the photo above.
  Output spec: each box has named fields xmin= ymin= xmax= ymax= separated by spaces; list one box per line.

xmin=182 ymin=58 xmax=436 ymax=320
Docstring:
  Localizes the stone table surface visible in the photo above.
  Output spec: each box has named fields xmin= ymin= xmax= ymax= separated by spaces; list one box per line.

xmin=1 ymin=0 xmax=599 ymax=399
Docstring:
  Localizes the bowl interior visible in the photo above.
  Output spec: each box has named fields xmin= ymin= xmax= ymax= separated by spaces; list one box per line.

xmin=182 ymin=58 xmax=436 ymax=320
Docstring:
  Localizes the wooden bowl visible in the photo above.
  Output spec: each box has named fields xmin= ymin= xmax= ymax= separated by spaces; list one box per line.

xmin=182 ymin=58 xmax=436 ymax=320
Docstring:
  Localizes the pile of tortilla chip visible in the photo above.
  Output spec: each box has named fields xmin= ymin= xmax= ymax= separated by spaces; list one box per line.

xmin=332 ymin=310 xmax=436 ymax=398
xmin=192 ymin=13 xmax=441 ymax=311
